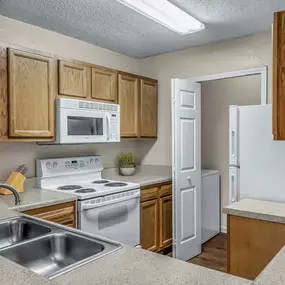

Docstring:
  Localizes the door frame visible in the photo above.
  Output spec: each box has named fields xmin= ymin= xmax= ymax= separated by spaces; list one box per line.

xmin=171 ymin=66 xmax=268 ymax=257
xmin=180 ymin=66 xmax=268 ymax=104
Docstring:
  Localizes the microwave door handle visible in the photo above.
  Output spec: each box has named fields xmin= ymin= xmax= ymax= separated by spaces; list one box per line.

xmin=81 ymin=193 xmax=140 ymax=210
xmin=106 ymin=114 xmax=111 ymax=141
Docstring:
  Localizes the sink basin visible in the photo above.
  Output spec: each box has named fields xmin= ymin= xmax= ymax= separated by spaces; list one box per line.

xmin=0 ymin=216 xmax=121 ymax=279
xmin=0 ymin=217 xmax=51 ymax=249
xmin=0 ymin=233 xmax=105 ymax=278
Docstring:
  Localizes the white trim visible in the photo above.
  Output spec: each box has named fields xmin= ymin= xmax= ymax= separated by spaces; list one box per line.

xmin=220 ymin=225 xmax=227 ymax=234
xmin=171 ymin=79 xmax=177 ymax=258
xmin=186 ymin=66 xmax=268 ymax=105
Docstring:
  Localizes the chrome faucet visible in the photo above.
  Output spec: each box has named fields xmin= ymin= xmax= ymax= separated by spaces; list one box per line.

xmin=0 ymin=184 xmax=22 ymax=205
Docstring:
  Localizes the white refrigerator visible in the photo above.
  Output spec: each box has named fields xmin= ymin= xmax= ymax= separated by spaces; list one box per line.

xmin=229 ymin=104 xmax=285 ymax=204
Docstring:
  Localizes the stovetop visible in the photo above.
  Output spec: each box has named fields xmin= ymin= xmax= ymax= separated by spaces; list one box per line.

xmin=42 ymin=179 xmax=140 ymax=200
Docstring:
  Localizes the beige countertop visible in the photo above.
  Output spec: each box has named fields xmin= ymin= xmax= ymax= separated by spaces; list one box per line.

xmin=0 ymin=179 xmax=77 ymax=212
xmin=223 ymin=199 xmax=285 ymax=224
xmin=102 ymin=165 xmax=172 ymax=187
xmin=55 ymin=245 xmax=251 ymax=285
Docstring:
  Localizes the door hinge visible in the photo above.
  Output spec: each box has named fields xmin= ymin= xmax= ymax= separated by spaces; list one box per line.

xmin=173 ymin=239 xmax=177 ymax=248
xmin=172 ymin=97 xmax=176 ymax=104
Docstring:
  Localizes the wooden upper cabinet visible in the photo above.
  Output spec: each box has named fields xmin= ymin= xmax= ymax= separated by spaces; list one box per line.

xmin=8 ymin=49 xmax=55 ymax=138
xmin=118 ymin=73 xmax=139 ymax=137
xmin=0 ymin=47 xmax=8 ymax=139
xmin=91 ymin=66 xmax=117 ymax=103
xmin=140 ymin=79 xmax=158 ymax=138
xmin=273 ymin=10 xmax=285 ymax=140
xmin=58 ymin=60 xmax=90 ymax=98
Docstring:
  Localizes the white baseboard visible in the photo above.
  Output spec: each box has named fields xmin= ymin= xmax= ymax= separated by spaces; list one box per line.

xmin=220 ymin=226 xmax=227 ymax=234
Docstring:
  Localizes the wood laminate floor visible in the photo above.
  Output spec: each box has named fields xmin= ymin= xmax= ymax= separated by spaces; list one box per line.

xmin=188 ymin=233 xmax=227 ymax=272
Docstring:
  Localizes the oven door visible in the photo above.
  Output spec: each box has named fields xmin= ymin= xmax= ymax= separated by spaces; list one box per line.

xmin=78 ymin=193 xmax=140 ymax=246
xmin=58 ymin=108 xmax=110 ymax=144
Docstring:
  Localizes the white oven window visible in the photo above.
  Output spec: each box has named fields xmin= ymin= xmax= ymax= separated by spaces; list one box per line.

xmin=67 ymin=116 xmax=103 ymax=136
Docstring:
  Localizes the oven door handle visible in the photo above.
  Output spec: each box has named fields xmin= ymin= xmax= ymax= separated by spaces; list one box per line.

xmin=81 ymin=193 xmax=140 ymax=210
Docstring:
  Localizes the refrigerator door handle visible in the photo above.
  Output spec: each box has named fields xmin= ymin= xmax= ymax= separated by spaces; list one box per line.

xmin=231 ymin=129 xmax=236 ymax=158
xmin=231 ymin=174 xmax=235 ymax=202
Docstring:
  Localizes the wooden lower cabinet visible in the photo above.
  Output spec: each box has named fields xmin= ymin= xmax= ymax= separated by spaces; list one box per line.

xmin=23 ymin=201 xmax=76 ymax=228
xmin=140 ymin=182 xmax=172 ymax=253
xmin=227 ymin=215 xmax=285 ymax=280
xmin=140 ymin=199 xmax=159 ymax=251
xmin=159 ymin=195 xmax=172 ymax=249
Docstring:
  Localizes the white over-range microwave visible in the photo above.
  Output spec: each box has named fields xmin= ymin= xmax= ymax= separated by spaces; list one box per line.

xmin=51 ymin=98 xmax=120 ymax=144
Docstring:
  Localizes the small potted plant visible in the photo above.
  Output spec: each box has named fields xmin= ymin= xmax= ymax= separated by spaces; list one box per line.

xmin=118 ymin=152 xmax=136 ymax=176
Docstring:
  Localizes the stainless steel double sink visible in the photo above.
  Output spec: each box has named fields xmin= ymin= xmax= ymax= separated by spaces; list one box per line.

xmin=0 ymin=216 xmax=121 ymax=279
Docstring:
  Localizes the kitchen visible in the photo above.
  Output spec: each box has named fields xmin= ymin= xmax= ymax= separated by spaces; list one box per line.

xmin=0 ymin=0 xmax=285 ymax=284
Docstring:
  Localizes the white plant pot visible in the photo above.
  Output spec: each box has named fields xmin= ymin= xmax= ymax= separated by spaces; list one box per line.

xmin=120 ymin=167 xmax=136 ymax=176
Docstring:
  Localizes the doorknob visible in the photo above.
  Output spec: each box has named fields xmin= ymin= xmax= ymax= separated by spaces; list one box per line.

xmin=187 ymin=176 xmax=191 ymax=184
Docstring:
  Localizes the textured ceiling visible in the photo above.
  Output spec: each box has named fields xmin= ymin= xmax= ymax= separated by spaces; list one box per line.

xmin=0 ymin=0 xmax=284 ymax=58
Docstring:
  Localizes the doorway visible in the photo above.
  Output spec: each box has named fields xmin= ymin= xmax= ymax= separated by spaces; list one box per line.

xmin=171 ymin=67 xmax=268 ymax=262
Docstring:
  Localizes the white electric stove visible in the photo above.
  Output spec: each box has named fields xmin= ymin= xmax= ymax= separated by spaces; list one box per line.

xmin=36 ymin=156 xmax=140 ymax=246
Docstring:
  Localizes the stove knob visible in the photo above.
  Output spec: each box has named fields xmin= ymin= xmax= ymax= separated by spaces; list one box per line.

xmin=53 ymin=162 xmax=58 ymax=168
xmin=95 ymin=158 xmax=100 ymax=164
xmin=90 ymin=159 xmax=95 ymax=165
xmin=46 ymin=162 xmax=52 ymax=169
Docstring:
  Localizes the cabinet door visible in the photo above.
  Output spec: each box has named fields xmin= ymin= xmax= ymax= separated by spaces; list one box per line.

xmin=159 ymin=195 xmax=172 ymax=249
xmin=0 ymin=47 xmax=8 ymax=139
xmin=8 ymin=49 xmax=55 ymax=138
xmin=58 ymin=60 xmax=90 ymax=98
xmin=24 ymin=201 xmax=76 ymax=228
xmin=140 ymin=199 xmax=159 ymax=251
xmin=92 ymin=66 xmax=117 ymax=103
xmin=273 ymin=11 xmax=285 ymax=140
xmin=140 ymin=79 xmax=158 ymax=138
xmin=118 ymin=73 xmax=139 ymax=137
xmin=228 ymin=215 xmax=285 ymax=280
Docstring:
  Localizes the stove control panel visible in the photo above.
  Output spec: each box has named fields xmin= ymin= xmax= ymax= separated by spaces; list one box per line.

xmin=37 ymin=156 xmax=103 ymax=178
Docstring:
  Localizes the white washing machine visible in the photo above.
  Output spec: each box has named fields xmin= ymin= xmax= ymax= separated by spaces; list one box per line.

xmin=201 ymin=169 xmax=220 ymax=244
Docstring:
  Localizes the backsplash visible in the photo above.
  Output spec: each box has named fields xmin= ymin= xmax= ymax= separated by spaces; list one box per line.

xmin=0 ymin=140 xmax=155 ymax=180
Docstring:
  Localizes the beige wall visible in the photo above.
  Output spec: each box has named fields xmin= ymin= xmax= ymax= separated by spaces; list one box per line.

xmin=0 ymin=15 xmax=150 ymax=180
xmin=0 ymin=141 xmax=152 ymax=180
xmin=0 ymin=16 xmax=143 ymax=74
xmin=201 ymin=75 xmax=261 ymax=229
xmin=140 ymin=32 xmax=272 ymax=166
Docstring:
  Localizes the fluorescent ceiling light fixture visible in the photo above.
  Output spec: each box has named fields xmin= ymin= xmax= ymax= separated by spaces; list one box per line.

xmin=116 ymin=0 xmax=205 ymax=35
